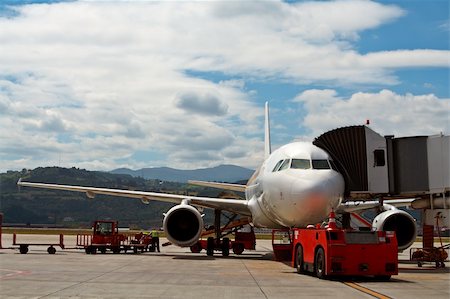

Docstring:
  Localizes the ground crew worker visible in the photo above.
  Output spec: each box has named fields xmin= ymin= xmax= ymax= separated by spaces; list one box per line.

xmin=151 ymin=229 xmax=160 ymax=252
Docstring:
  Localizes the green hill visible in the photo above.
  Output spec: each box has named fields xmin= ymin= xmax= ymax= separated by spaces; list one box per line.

xmin=0 ymin=167 xmax=228 ymax=229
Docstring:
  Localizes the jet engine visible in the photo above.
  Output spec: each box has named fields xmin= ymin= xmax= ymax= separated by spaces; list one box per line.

xmin=163 ymin=204 xmax=203 ymax=247
xmin=372 ymin=205 xmax=417 ymax=251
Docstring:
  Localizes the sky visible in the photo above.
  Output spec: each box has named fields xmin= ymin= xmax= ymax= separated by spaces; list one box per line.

xmin=0 ymin=0 xmax=449 ymax=172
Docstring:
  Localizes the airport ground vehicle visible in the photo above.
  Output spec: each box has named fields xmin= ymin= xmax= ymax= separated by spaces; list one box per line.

xmin=190 ymin=229 xmax=256 ymax=256
xmin=188 ymin=215 xmax=256 ymax=256
xmin=272 ymin=212 xmax=398 ymax=280
xmin=77 ymin=220 xmax=154 ymax=254
xmin=13 ymin=233 xmax=64 ymax=254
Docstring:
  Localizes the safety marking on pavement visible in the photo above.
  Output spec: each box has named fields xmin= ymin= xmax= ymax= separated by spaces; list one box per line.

xmin=343 ymin=282 xmax=392 ymax=299
xmin=0 ymin=269 xmax=31 ymax=280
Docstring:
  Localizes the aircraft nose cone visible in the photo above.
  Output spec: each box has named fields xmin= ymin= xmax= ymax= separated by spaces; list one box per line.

xmin=290 ymin=178 xmax=330 ymax=226
xmin=291 ymin=178 xmax=322 ymax=195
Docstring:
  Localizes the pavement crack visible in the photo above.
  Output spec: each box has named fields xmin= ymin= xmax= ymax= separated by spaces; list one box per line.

xmin=241 ymin=260 xmax=269 ymax=299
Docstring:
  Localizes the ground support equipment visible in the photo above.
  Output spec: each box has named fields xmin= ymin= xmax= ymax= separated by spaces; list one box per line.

xmin=13 ymin=233 xmax=64 ymax=254
xmin=77 ymin=220 xmax=154 ymax=254
xmin=272 ymin=212 xmax=399 ymax=280
xmin=189 ymin=209 xmax=255 ymax=256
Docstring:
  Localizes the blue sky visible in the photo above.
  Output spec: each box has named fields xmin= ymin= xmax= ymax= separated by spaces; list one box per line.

xmin=0 ymin=0 xmax=448 ymax=171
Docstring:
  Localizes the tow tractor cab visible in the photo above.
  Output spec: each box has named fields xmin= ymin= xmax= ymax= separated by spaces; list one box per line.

xmin=92 ymin=220 xmax=126 ymax=245
xmin=272 ymin=212 xmax=398 ymax=280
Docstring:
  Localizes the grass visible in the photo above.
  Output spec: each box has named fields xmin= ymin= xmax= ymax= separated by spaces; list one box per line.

xmin=2 ymin=228 xmax=449 ymax=243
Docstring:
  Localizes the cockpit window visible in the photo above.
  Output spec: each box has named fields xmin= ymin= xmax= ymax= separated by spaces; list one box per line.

xmin=278 ymin=159 xmax=291 ymax=171
xmin=272 ymin=160 xmax=284 ymax=172
xmin=312 ymin=160 xmax=331 ymax=169
xmin=291 ymin=159 xmax=311 ymax=170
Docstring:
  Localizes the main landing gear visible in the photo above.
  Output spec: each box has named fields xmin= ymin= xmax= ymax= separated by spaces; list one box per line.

xmin=190 ymin=209 xmax=254 ymax=257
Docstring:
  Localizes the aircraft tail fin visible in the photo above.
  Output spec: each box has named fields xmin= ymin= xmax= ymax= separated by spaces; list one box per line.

xmin=264 ymin=101 xmax=271 ymax=160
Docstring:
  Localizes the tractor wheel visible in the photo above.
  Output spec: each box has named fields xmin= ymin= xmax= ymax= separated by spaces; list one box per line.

xmin=190 ymin=242 xmax=202 ymax=253
xmin=232 ymin=243 xmax=244 ymax=255
xmin=314 ymin=247 xmax=326 ymax=279
xmin=295 ymin=245 xmax=304 ymax=274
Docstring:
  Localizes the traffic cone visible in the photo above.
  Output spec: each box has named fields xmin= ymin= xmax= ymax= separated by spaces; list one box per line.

xmin=327 ymin=211 xmax=337 ymax=230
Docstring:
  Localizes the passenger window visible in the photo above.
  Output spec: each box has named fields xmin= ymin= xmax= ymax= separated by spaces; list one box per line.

xmin=374 ymin=149 xmax=385 ymax=167
xmin=312 ymin=160 xmax=330 ymax=169
xmin=278 ymin=159 xmax=291 ymax=171
xmin=272 ymin=160 xmax=284 ymax=172
xmin=291 ymin=159 xmax=311 ymax=169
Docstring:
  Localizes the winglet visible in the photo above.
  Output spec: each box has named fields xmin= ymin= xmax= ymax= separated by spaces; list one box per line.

xmin=264 ymin=101 xmax=271 ymax=160
xmin=17 ymin=178 xmax=22 ymax=191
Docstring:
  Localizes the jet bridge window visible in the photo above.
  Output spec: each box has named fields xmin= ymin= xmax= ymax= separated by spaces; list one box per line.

xmin=312 ymin=160 xmax=331 ymax=169
xmin=291 ymin=159 xmax=311 ymax=169
xmin=373 ymin=149 xmax=385 ymax=167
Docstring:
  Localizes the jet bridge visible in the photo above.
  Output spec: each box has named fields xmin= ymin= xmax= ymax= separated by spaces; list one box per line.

xmin=313 ymin=126 xmax=449 ymax=198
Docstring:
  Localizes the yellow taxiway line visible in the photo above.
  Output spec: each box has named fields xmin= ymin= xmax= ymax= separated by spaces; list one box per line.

xmin=343 ymin=282 xmax=392 ymax=299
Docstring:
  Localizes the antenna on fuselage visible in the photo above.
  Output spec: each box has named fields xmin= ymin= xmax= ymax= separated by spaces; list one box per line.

xmin=264 ymin=101 xmax=271 ymax=159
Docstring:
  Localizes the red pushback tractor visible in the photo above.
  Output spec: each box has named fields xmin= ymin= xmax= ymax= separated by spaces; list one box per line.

xmin=273 ymin=212 xmax=398 ymax=280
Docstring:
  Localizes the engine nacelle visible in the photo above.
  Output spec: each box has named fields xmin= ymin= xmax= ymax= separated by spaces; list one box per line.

xmin=372 ymin=208 xmax=417 ymax=251
xmin=163 ymin=204 xmax=203 ymax=247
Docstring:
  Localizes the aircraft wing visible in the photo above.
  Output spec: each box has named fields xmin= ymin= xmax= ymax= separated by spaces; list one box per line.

xmin=188 ymin=180 xmax=246 ymax=193
xmin=337 ymin=198 xmax=416 ymax=213
xmin=17 ymin=180 xmax=251 ymax=216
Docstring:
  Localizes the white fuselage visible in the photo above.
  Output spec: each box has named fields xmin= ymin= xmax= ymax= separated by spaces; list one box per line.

xmin=246 ymin=142 xmax=345 ymax=228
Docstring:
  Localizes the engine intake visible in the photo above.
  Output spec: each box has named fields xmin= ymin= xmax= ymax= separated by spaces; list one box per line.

xmin=372 ymin=208 xmax=417 ymax=251
xmin=163 ymin=204 xmax=203 ymax=247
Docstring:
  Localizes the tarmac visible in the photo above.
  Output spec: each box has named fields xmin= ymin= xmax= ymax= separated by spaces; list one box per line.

xmin=0 ymin=234 xmax=449 ymax=299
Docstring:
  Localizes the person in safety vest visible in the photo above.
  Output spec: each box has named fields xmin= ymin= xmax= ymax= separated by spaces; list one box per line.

xmin=151 ymin=229 xmax=160 ymax=252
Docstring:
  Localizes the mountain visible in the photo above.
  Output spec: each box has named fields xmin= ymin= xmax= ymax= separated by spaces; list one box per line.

xmin=110 ymin=164 xmax=254 ymax=183
xmin=0 ymin=167 xmax=227 ymax=227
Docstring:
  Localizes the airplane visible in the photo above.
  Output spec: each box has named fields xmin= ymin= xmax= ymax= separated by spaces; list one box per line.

xmin=17 ymin=102 xmax=417 ymax=252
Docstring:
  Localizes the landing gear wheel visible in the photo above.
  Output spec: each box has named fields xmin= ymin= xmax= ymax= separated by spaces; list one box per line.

xmin=47 ymin=246 xmax=56 ymax=254
xmin=19 ymin=245 xmax=29 ymax=254
xmin=206 ymin=237 xmax=214 ymax=256
xmin=295 ymin=245 xmax=304 ymax=274
xmin=222 ymin=238 xmax=230 ymax=257
xmin=232 ymin=243 xmax=244 ymax=255
xmin=314 ymin=247 xmax=326 ymax=279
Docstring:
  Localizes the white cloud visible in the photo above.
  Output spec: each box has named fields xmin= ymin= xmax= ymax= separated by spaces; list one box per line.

xmin=294 ymin=89 xmax=449 ymax=139
xmin=0 ymin=1 xmax=448 ymax=172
